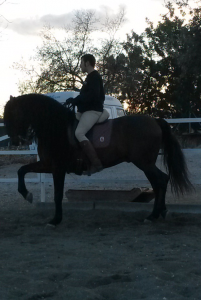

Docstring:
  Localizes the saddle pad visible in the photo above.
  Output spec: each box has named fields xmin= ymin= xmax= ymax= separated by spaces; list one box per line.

xmin=86 ymin=119 xmax=113 ymax=148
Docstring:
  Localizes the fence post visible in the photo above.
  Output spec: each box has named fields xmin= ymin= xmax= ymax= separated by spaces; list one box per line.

xmin=40 ymin=173 xmax=46 ymax=202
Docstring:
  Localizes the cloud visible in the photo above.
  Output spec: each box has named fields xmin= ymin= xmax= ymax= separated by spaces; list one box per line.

xmin=3 ymin=12 xmax=74 ymax=36
xmin=2 ymin=7 xmax=127 ymax=36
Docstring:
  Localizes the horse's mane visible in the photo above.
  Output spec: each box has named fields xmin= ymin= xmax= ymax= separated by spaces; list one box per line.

xmin=16 ymin=93 xmax=74 ymax=119
xmin=4 ymin=93 xmax=75 ymax=141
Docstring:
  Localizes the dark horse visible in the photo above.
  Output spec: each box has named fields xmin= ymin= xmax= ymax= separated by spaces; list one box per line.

xmin=4 ymin=94 xmax=192 ymax=226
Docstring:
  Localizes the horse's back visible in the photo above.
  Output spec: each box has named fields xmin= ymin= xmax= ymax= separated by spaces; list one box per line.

xmin=109 ymin=115 xmax=162 ymax=166
xmin=90 ymin=115 xmax=162 ymax=166
xmin=89 ymin=115 xmax=162 ymax=148
xmin=112 ymin=115 xmax=162 ymax=139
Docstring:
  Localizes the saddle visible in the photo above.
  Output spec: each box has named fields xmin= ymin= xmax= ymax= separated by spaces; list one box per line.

xmin=87 ymin=119 xmax=113 ymax=147
xmin=68 ymin=117 xmax=113 ymax=148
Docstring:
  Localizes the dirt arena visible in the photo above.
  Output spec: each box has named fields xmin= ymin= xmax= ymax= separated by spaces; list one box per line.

xmin=0 ymin=152 xmax=201 ymax=300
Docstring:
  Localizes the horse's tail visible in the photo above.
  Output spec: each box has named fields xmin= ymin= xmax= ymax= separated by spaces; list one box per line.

xmin=155 ymin=118 xmax=193 ymax=195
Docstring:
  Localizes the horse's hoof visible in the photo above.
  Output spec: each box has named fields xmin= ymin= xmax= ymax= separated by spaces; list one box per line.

xmin=26 ymin=192 xmax=33 ymax=203
xmin=144 ymin=218 xmax=153 ymax=223
xmin=145 ymin=213 xmax=159 ymax=223
xmin=160 ymin=209 xmax=168 ymax=219
xmin=160 ymin=210 xmax=171 ymax=221
xmin=45 ymin=223 xmax=56 ymax=229
xmin=47 ymin=217 xmax=62 ymax=227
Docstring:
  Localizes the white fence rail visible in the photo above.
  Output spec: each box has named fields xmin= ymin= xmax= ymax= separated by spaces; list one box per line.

xmin=0 ymin=118 xmax=201 ymax=202
xmin=164 ymin=118 xmax=201 ymax=123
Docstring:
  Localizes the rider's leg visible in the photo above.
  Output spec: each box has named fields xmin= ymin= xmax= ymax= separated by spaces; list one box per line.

xmin=79 ymin=140 xmax=103 ymax=174
xmin=75 ymin=111 xmax=102 ymax=142
xmin=76 ymin=112 xmax=82 ymax=121
xmin=97 ymin=109 xmax=110 ymax=123
xmin=75 ymin=111 xmax=103 ymax=174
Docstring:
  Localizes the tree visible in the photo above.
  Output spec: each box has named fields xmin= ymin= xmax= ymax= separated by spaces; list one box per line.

xmin=15 ymin=8 xmax=126 ymax=95
xmin=16 ymin=10 xmax=97 ymax=93
xmin=145 ymin=4 xmax=201 ymax=117
xmin=120 ymin=3 xmax=201 ymax=117
xmin=107 ymin=32 xmax=147 ymax=112
xmin=15 ymin=3 xmax=201 ymax=120
xmin=177 ymin=7 xmax=201 ymax=116
xmin=142 ymin=9 xmax=188 ymax=117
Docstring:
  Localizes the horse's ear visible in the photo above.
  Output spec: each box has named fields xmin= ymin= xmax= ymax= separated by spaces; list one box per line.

xmin=10 ymin=95 xmax=14 ymax=100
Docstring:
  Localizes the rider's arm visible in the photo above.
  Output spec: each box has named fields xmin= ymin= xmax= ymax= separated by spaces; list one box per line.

xmin=73 ymin=73 xmax=101 ymax=105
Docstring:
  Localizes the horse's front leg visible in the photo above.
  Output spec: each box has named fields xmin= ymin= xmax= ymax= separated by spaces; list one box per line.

xmin=48 ymin=170 xmax=66 ymax=227
xmin=18 ymin=161 xmax=52 ymax=203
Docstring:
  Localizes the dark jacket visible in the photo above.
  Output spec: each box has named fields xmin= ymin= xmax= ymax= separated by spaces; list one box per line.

xmin=74 ymin=70 xmax=105 ymax=113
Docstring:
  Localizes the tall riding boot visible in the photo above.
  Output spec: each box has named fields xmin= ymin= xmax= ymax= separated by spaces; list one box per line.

xmin=80 ymin=140 xmax=103 ymax=174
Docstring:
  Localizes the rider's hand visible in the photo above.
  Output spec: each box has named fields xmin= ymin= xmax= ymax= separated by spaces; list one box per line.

xmin=65 ymin=97 xmax=75 ymax=105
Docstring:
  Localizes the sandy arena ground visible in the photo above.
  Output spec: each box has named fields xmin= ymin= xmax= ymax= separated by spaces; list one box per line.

xmin=0 ymin=152 xmax=201 ymax=300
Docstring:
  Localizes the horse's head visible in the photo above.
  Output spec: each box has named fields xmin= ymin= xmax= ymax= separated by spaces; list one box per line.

xmin=4 ymin=96 xmax=34 ymax=142
xmin=4 ymin=93 xmax=76 ymax=148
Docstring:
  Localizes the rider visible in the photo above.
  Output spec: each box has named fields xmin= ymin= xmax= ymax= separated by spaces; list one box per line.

xmin=66 ymin=54 xmax=105 ymax=174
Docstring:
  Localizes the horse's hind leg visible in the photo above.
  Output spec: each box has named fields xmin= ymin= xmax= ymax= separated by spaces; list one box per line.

xmin=48 ymin=170 xmax=66 ymax=227
xmin=144 ymin=165 xmax=169 ymax=221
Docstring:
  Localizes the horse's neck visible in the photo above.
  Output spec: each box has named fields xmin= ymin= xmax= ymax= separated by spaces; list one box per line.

xmin=24 ymin=101 xmax=76 ymax=139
